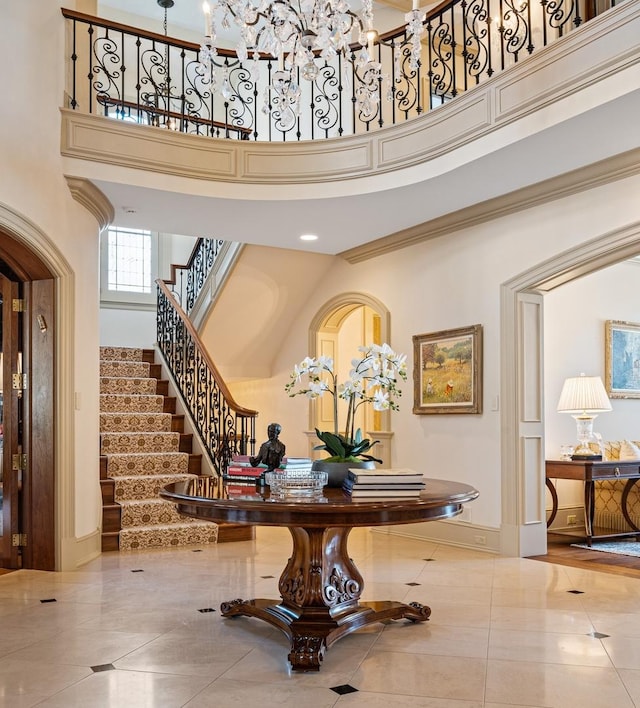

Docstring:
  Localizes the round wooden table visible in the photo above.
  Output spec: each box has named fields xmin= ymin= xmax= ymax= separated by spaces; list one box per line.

xmin=161 ymin=476 xmax=479 ymax=671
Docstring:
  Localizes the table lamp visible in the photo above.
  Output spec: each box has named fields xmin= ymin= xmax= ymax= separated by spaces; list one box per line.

xmin=557 ymin=373 xmax=612 ymax=460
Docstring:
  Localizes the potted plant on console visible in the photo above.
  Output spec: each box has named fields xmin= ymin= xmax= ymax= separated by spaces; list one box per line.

xmin=285 ymin=343 xmax=407 ymax=487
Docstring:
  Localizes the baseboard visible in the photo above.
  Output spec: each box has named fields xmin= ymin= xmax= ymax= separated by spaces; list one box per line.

xmin=380 ymin=519 xmax=500 ymax=554
xmin=59 ymin=527 xmax=102 ymax=570
xmin=546 ymin=505 xmax=585 ymax=533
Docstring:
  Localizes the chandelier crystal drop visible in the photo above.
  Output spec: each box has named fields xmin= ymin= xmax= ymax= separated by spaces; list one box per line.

xmin=199 ymin=0 xmax=425 ymax=125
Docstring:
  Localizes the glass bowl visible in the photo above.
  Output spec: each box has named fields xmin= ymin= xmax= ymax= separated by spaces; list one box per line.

xmin=265 ymin=470 xmax=328 ymax=498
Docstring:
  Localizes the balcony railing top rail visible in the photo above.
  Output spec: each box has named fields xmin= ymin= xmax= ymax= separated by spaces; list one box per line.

xmin=62 ymin=0 xmax=602 ymax=142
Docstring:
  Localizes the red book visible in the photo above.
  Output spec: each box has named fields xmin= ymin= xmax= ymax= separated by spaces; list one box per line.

xmin=226 ymin=465 xmax=265 ymax=477
xmin=227 ymin=483 xmax=257 ymax=497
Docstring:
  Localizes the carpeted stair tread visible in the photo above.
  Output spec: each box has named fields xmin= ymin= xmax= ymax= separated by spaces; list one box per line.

xmin=100 ymin=346 xmax=143 ymax=362
xmin=100 ymin=394 xmax=164 ymax=413
xmin=105 ymin=452 xmax=189 ymax=476
xmin=100 ymin=431 xmax=180 ymax=454
xmin=100 ymin=360 xmax=151 ymax=378
xmin=113 ymin=473 xmax=195 ymax=502
xmin=99 ymin=412 xmax=173 ymax=433
xmin=100 ymin=377 xmax=157 ymax=395
xmin=119 ymin=522 xmax=218 ymax=551
xmin=119 ymin=498 xmax=202 ymax=527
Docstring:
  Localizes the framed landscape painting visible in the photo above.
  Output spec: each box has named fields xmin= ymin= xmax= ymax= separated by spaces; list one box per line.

xmin=413 ymin=324 xmax=483 ymax=415
xmin=605 ymin=320 xmax=640 ymax=399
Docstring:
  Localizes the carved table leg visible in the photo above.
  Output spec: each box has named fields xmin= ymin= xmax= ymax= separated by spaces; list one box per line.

xmin=220 ymin=525 xmax=431 ymax=671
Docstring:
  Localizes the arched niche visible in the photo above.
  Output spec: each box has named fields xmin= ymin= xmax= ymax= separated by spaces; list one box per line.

xmin=305 ymin=292 xmax=395 ymax=463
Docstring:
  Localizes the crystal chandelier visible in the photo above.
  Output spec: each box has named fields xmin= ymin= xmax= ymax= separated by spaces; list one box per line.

xmin=198 ymin=0 xmax=425 ymax=130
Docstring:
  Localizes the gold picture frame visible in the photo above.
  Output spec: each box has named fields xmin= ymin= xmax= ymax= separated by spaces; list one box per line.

xmin=413 ymin=324 xmax=483 ymax=415
xmin=605 ymin=319 xmax=640 ymax=399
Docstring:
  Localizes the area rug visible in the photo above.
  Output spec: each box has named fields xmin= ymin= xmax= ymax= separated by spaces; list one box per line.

xmin=571 ymin=541 xmax=640 ymax=557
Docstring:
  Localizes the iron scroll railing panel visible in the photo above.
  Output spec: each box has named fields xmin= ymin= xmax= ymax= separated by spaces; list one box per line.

xmin=156 ymin=279 xmax=257 ymax=475
xmin=62 ymin=0 xmax=591 ymax=141
xmin=165 ymin=238 xmax=224 ymax=314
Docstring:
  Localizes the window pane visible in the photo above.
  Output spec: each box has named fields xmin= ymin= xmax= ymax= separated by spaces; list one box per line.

xmin=107 ymin=228 xmax=152 ymax=293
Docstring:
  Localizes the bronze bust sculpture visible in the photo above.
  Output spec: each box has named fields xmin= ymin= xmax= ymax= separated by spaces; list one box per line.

xmin=251 ymin=422 xmax=286 ymax=472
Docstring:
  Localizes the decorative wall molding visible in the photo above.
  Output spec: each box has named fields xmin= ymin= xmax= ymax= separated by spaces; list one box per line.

xmin=0 ymin=203 xmax=78 ymax=571
xmin=64 ymin=176 xmax=114 ymax=231
xmin=500 ymin=220 xmax=640 ymax=557
xmin=340 ymin=147 xmax=640 ymax=263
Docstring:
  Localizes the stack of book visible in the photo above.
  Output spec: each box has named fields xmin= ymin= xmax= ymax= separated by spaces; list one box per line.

xmin=225 ymin=455 xmax=266 ymax=483
xmin=280 ymin=457 xmax=313 ymax=473
xmin=343 ymin=468 xmax=425 ymax=498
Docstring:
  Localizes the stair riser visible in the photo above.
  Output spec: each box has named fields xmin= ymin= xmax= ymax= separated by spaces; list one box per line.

xmin=103 ymin=505 xmax=122 ymax=533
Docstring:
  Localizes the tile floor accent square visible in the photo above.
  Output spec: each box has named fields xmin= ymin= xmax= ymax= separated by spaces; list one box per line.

xmin=406 ymin=582 xmax=421 ymax=586
xmin=131 ymin=569 xmax=144 ymax=573
xmin=91 ymin=664 xmax=115 ymax=672
xmin=567 ymin=589 xmax=585 ymax=594
xmin=40 ymin=598 xmax=57 ymax=603
xmin=331 ymin=684 xmax=358 ymax=695
xmin=589 ymin=631 xmax=610 ymax=638
xmin=198 ymin=607 xmax=216 ymax=613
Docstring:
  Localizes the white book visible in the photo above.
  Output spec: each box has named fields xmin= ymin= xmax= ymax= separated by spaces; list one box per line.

xmin=348 ymin=467 xmax=424 ymax=484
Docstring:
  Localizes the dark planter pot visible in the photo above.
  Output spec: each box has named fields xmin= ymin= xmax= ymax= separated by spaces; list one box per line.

xmin=311 ymin=459 xmax=376 ymax=488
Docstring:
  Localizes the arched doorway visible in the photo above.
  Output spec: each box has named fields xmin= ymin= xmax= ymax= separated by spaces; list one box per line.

xmin=0 ymin=231 xmax=55 ymax=570
xmin=501 ymin=221 xmax=640 ymax=557
xmin=305 ymin=292 xmax=396 ymax=464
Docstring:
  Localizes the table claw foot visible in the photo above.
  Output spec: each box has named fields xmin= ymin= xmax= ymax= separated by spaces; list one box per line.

xmin=220 ymin=598 xmax=247 ymax=617
xmin=288 ymin=635 xmax=326 ymax=672
xmin=405 ymin=601 xmax=431 ymax=622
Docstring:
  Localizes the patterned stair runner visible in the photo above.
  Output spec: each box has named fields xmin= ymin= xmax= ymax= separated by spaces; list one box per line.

xmin=100 ymin=346 xmax=218 ymax=551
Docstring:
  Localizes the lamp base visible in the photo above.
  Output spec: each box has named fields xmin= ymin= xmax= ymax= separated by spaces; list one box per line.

xmin=571 ymin=453 xmax=602 ymax=461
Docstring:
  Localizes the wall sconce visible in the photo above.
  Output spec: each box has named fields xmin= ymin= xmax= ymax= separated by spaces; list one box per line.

xmin=557 ymin=373 xmax=612 ymax=460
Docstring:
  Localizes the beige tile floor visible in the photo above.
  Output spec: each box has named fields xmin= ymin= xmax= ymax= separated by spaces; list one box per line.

xmin=1 ymin=527 xmax=640 ymax=707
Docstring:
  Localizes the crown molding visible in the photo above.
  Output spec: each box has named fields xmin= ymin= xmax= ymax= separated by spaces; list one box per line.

xmin=64 ymin=176 xmax=114 ymax=230
xmin=339 ymin=147 xmax=640 ymax=263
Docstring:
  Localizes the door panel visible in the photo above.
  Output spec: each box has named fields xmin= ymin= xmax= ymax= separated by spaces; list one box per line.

xmin=24 ymin=279 xmax=55 ymax=570
xmin=0 ymin=274 xmax=22 ymax=567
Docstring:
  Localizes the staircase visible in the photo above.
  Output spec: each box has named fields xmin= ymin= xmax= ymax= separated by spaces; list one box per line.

xmin=99 ymin=346 xmax=252 ymax=551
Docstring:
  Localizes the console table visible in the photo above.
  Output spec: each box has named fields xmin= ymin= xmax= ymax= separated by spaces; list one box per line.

xmin=545 ymin=459 xmax=640 ymax=545
xmin=161 ymin=477 xmax=478 ymax=671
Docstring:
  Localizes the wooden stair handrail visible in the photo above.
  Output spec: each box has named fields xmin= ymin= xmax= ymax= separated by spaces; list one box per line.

xmin=156 ymin=278 xmax=258 ymax=419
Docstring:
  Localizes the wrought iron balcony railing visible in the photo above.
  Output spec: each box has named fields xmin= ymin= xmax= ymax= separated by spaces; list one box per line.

xmin=156 ymin=278 xmax=257 ymax=475
xmin=61 ymin=0 xmax=604 ymax=142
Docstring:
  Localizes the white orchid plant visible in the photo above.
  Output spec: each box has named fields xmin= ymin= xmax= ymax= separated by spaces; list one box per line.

xmin=285 ymin=343 xmax=407 ymax=463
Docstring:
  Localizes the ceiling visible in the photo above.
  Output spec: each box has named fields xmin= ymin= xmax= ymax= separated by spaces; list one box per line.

xmin=89 ymin=2 xmax=640 ymax=256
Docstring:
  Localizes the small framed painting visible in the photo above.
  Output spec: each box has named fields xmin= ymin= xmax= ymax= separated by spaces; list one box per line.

xmin=605 ymin=320 xmax=640 ymax=399
xmin=412 ymin=324 xmax=483 ymax=415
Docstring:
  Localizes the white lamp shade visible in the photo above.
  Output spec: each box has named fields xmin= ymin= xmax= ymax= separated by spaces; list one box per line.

xmin=557 ymin=373 xmax=612 ymax=414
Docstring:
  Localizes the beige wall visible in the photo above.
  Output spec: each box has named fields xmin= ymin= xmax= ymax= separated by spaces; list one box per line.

xmin=1 ymin=1 xmax=103 ymax=567
xmin=229 ymin=172 xmax=640 ymax=534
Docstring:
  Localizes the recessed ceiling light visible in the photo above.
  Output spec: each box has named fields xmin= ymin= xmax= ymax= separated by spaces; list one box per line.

xmin=299 ymin=234 xmax=318 ymax=241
